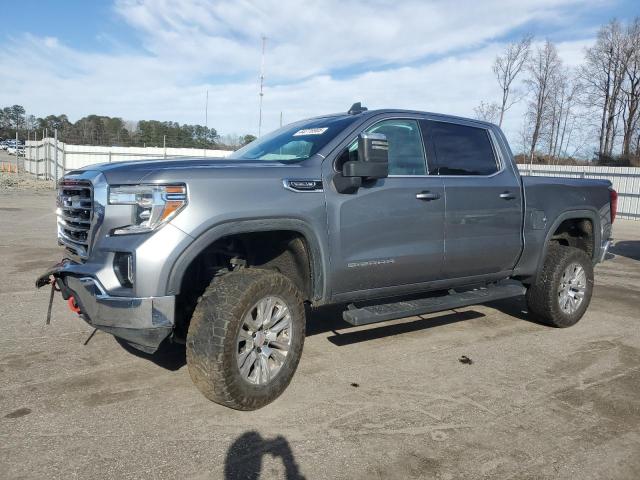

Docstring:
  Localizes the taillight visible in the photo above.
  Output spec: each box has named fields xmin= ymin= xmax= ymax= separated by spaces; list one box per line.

xmin=609 ymin=188 xmax=618 ymax=223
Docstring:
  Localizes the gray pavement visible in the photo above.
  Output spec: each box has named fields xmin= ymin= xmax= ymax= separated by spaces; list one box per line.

xmin=1 ymin=189 xmax=639 ymax=479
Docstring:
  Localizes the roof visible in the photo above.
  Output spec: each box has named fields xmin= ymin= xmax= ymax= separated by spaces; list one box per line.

xmin=303 ymin=107 xmax=498 ymax=130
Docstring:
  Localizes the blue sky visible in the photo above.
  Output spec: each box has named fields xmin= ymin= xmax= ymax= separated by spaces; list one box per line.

xmin=3 ymin=1 xmax=138 ymax=52
xmin=0 ymin=0 xmax=638 ymax=146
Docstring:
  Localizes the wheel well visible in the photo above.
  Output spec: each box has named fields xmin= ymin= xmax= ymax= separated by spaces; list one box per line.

xmin=174 ymin=230 xmax=313 ymax=340
xmin=549 ymin=218 xmax=594 ymax=257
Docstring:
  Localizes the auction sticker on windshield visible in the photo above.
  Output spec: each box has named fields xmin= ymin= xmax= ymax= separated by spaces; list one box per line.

xmin=293 ymin=128 xmax=328 ymax=136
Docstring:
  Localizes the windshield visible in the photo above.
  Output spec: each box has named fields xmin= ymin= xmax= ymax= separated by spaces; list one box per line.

xmin=229 ymin=115 xmax=357 ymax=162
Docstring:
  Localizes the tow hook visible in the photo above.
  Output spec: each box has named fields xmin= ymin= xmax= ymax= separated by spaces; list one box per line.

xmin=37 ymin=266 xmax=77 ymax=325
xmin=42 ymin=273 xmax=80 ymax=324
xmin=46 ymin=276 xmax=60 ymax=325
xmin=68 ymin=296 xmax=81 ymax=314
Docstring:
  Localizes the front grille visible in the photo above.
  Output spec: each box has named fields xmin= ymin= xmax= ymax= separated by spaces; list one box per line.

xmin=57 ymin=180 xmax=93 ymax=259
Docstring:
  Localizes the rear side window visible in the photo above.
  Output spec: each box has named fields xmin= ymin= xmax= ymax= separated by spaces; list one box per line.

xmin=429 ymin=122 xmax=498 ymax=176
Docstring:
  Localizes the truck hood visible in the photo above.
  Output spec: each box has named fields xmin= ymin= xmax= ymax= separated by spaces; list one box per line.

xmin=70 ymin=157 xmax=303 ymax=184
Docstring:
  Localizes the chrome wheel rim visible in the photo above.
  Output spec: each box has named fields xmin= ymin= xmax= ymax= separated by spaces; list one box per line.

xmin=558 ymin=262 xmax=587 ymax=315
xmin=235 ymin=295 xmax=292 ymax=385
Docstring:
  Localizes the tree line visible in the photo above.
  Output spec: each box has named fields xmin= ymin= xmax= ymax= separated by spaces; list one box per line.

xmin=476 ymin=17 xmax=640 ymax=166
xmin=0 ymin=107 xmax=256 ymax=150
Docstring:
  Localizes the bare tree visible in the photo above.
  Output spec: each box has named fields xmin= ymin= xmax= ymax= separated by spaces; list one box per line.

xmin=621 ymin=18 xmax=640 ymax=160
xmin=486 ymin=19 xmax=638 ymax=163
xmin=473 ymin=101 xmax=501 ymax=124
xmin=581 ymin=19 xmax=632 ymax=159
xmin=540 ymin=68 xmax=583 ymax=164
xmin=525 ymin=40 xmax=562 ymax=164
xmin=545 ymin=69 xmax=566 ymax=161
xmin=516 ymin=121 xmax=533 ymax=164
xmin=493 ymin=35 xmax=533 ymax=127
xmin=556 ymin=77 xmax=583 ymax=161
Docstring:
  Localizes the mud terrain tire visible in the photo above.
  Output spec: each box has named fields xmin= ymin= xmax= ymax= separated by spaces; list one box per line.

xmin=186 ymin=269 xmax=305 ymax=410
xmin=526 ymin=244 xmax=594 ymax=328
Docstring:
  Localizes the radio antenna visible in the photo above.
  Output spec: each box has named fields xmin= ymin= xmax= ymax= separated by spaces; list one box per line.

xmin=258 ymin=35 xmax=267 ymax=137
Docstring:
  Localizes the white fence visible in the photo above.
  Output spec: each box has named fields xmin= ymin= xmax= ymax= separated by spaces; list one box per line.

xmin=14 ymin=140 xmax=640 ymax=220
xmin=518 ymin=164 xmax=640 ymax=220
xmin=22 ymin=138 xmax=232 ymax=182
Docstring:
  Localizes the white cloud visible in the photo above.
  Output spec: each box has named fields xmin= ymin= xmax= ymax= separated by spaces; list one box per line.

xmin=0 ymin=0 xmax=602 ymax=148
xmin=43 ymin=37 xmax=59 ymax=48
xmin=114 ymin=0 xmax=600 ymax=80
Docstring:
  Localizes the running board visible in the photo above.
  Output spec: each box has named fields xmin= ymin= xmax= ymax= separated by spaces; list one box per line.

xmin=342 ymin=281 xmax=526 ymax=327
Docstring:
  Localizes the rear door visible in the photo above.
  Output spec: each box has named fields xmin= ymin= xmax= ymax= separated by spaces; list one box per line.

xmin=423 ymin=120 xmax=523 ymax=279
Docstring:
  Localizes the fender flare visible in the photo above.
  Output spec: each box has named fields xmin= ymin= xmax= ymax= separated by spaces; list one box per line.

xmin=533 ymin=208 xmax=602 ymax=280
xmin=166 ymin=218 xmax=327 ymax=301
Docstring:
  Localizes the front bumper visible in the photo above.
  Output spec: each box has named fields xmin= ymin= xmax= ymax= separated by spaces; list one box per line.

xmin=37 ymin=261 xmax=175 ymax=353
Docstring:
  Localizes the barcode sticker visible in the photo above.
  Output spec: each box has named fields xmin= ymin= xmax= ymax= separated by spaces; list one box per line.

xmin=293 ymin=128 xmax=328 ymax=136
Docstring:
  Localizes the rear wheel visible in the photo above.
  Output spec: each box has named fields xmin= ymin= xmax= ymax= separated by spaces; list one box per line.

xmin=526 ymin=244 xmax=594 ymax=327
xmin=186 ymin=269 xmax=305 ymax=410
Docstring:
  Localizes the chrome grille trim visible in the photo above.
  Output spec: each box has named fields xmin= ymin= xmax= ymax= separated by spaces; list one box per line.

xmin=58 ymin=213 xmax=91 ymax=224
xmin=57 ymin=180 xmax=93 ymax=260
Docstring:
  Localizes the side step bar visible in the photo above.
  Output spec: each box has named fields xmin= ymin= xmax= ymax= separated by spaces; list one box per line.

xmin=342 ymin=280 xmax=526 ymax=327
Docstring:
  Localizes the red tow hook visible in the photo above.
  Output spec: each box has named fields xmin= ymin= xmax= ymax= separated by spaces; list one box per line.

xmin=68 ymin=296 xmax=81 ymax=314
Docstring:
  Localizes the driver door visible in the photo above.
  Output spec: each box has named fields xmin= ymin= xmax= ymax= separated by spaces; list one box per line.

xmin=323 ymin=117 xmax=445 ymax=298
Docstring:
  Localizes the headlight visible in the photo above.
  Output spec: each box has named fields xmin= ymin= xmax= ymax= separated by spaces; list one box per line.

xmin=108 ymin=184 xmax=187 ymax=235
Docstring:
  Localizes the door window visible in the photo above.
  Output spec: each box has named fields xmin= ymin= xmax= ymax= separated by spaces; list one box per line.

xmin=345 ymin=119 xmax=428 ymax=176
xmin=429 ymin=122 xmax=499 ymax=176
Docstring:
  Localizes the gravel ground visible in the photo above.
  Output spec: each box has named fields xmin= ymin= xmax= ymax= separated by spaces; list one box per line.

xmin=0 ymin=171 xmax=55 ymax=191
xmin=0 ymin=151 xmax=55 ymax=191
xmin=1 ymin=189 xmax=639 ymax=480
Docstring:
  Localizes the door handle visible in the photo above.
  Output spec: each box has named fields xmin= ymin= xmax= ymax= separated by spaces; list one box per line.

xmin=499 ymin=192 xmax=516 ymax=200
xmin=416 ymin=191 xmax=441 ymax=201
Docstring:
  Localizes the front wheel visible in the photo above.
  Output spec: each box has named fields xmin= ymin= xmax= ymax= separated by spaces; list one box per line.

xmin=186 ymin=269 xmax=305 ymax=410
xmin=526 ymin=244 xmax=594 ymax=327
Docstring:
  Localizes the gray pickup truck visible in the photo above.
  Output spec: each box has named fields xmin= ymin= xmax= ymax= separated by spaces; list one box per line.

xmin=37 ymin=103 xmax=616 ymax=410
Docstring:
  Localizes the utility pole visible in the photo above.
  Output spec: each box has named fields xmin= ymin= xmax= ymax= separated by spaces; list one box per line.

xmin=258 ymin=35 xmax=267 ymax=137
xmin=280 ymin=111 xmax=283 ymax=128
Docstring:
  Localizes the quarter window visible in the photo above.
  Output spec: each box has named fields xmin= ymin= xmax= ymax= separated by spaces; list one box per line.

xmin=429 ymin=122 xmax=498 ymax=176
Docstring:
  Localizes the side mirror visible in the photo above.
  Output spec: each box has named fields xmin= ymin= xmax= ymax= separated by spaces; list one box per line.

xmin=334 ymin=133 xmax=389 ymax=194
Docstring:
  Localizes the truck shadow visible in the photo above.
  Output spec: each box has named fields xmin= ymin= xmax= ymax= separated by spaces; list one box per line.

xmin=117 ymin=295 xmax=536 ymax=368
xmin=115 ymin=337 xmax=186 ymax=371
xmin=316 ymin=308 xmax=486 ymax=346
xmin=223 ymin=431 xmax=305 ymax=479
xmin=609 ymin=241 xmax=640 ymax=261
xmin=315 ymin=294 xmax=553 ymax=346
